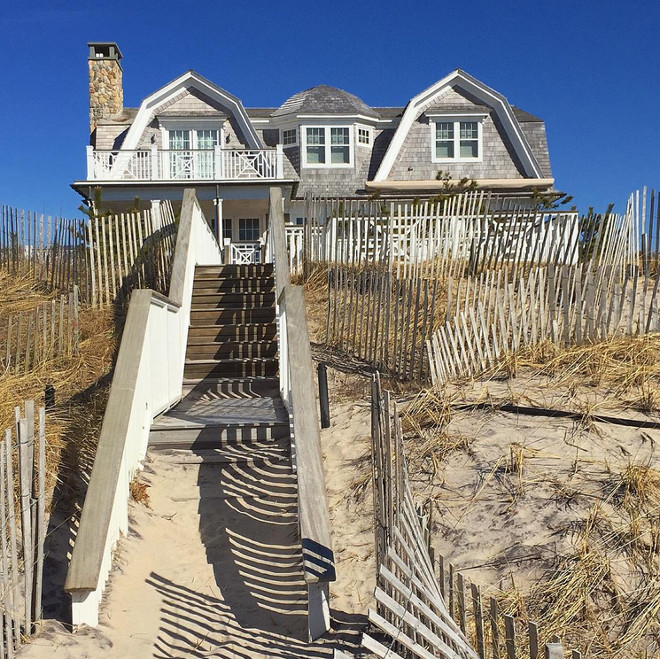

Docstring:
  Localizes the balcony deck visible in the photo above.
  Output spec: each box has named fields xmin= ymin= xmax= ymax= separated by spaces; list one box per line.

xmin=86 ymin=145 xmax=285 ymax=182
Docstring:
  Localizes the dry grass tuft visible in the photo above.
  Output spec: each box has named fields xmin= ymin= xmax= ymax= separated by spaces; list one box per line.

xmin=512 ymin=334 xmax=660 ymax=406
xmin=294 ymin=264 xmax=329 ymax=342
xmin=130 ymin=477 xmax=151 ymax=507
xmin=0 ymin=273 xmax=117 ymax=506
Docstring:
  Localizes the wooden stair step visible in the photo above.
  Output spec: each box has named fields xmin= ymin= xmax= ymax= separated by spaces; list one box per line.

xmin=149 ymin=422 xmax=289 ymax=449
xmin=181 ymin=377 xmax=280 ymax=398
xmin=190 ymin=309 xmax=275 ymax=325
xmin=186 ymin=340 xmax=277 ymax=360
xmin=187 ymin=324 xmax=276 ymax=341
xmin=195 ymin=264 xmax=273 ymax=277
xmin=184 ymin=358 xmax=278 ymax=378
xmin=191 ymin=292 xmax=275 ymax=308
xmin=192 ymin=280 xmax=275 ymax=294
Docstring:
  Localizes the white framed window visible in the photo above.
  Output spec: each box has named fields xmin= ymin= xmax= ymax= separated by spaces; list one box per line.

xmin=302 ymin=125 xmax=353 ymax=167
xmin=159 ymin=117 xmax=225 ymax=179
xmin=357 ymin=127 xmax=371 ymax=146
xmin=429 ymin=116 xmax=484 ymax=163
xmin=239 ymin=218 xmax=260 ymax=241
xmin=281 ymin=128 xmax=298 ymax=146
xmin=167 ymin=128 xmax=220 ymax=178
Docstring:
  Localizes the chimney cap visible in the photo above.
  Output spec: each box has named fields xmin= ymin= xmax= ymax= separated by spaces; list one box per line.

xmin=88 ymin=42 xmax=123 ymax=62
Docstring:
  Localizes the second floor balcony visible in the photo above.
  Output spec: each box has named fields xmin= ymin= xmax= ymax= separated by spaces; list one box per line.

xmin=86 ymin=145 xmax=285 ymax=182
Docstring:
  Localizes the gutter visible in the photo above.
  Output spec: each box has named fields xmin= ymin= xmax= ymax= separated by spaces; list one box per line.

xmin=366 ymin=178 xmax=555 ymax=192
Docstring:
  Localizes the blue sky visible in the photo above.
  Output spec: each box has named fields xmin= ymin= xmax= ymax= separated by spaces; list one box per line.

xmin=1 ymin=0 xmax=657 ymax=218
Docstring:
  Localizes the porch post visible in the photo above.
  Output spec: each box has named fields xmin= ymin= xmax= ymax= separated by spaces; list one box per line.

xmin=214 ymin=145 xmax=222 ymax=180
xmin=150 ymin=146 xmax=159 ymax=180
xmin=276 ymin=144 xmax=284 ymax=179
xmin=150 ymin=200 xmax=162 ymax=229
xmin=86 ymin=146 xmax=95 ymax=180
xmin=213 ymin=196 xmax=223 ymax=244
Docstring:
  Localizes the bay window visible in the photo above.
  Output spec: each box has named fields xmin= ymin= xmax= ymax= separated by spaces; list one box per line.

xmin=303 ymin=126 xmax=353 ymax=167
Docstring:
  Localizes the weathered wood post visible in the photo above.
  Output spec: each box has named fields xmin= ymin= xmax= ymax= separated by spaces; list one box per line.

xmin=317 ymin=363 xmax=330 ymax=429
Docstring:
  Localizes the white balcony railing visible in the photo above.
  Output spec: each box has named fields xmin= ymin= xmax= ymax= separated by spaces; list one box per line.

xmin=86 ymin=145 xmax=285 ymax=182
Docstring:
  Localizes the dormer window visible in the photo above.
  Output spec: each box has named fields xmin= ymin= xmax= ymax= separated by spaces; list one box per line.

xmin=158 ymin=117 xmax=225 ymax=179
xmin=302 ymin=126 xmax=353 ymax=167
xmin=281 ymin=128 xmax=298 ymax=146
xmin=428 ymin=115 xmax=484 ymax=163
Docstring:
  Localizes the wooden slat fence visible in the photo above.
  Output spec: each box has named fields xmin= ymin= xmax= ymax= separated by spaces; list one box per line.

xmin=367 ymin=374 xmax=577 ymax=659
xmin=0 ymin=206 xmax=87 ymax=300
xmin=316 ymin=188 xmax=658 ymax=382
xmin=302 ymin=192 xmax=591 ymax=278
xmin=326 ymin=267 xmax=436 ymax=381
xmin=0 ymin=401 xmax=46 ymax=657
xmin=366 ymin=372 xmax=478 ymax=659
xmin=1 ymin=201 xmax=177 ymax=309
xmin=86 ymin=201 xmax=177 ymax=308
xmin=1 ymin=289 xmax=80 ymax=375
xmin=427 ymin=263 xmax=660 ymax=387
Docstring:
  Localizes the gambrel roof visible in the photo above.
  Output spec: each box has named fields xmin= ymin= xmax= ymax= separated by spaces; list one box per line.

xmin=119 ymin=70 xmax=262 ymax=150
xmin=373 ymin=69 xmax=545 ymax=182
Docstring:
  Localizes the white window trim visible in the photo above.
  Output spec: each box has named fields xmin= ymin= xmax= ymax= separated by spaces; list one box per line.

xmin=301 ymin=124 xmax=354 ymax=168
xmin=281 ymin=127 xmax=298 ymax=147
xmin=356 ymin=125 xmax=372 ymax=147
xmin=158 ymin=117 xmax=226 ymax=150
xmin=428 ymin=113 xmax=485 ymax=164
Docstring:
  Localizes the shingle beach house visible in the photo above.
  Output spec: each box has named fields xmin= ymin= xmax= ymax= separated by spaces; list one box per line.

xmin=74 ymin=42 xmax=555 ymax=256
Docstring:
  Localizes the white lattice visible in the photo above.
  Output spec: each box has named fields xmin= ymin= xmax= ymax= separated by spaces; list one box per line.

xmin=230 ymin=242 xmax=261 ymax=264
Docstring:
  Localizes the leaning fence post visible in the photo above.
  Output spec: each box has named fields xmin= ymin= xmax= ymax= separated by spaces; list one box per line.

xmin=471 ymin=583 xmax=485 ymax=658
xmin=17 ymin=417 xmax=33 ymax=635
xmin=504 ymin=614 xmax=516 ymax=659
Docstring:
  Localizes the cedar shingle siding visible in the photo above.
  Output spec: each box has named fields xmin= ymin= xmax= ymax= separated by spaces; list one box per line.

xmin=89 ymin=70 xmax=553 ymax=197
xmin=390 ymin=85 xmax=527 ymax=180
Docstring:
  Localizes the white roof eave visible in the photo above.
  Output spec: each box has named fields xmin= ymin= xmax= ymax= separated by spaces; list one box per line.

xmin=373 ymin=70 xmax=543 ymax=181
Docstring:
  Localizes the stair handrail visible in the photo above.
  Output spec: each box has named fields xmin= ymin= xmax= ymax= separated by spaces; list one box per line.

xmin=268 ymin=187 xmax=335 ymax=641
xmin=64 ymin=190 xmax=223 ymax=627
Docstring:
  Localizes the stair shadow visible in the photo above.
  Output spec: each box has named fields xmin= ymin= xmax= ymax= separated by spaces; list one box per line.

xmin=147 ymin=572 xmax=324 ymax=658
xmin=147 ymin=572 xmax=367 ymax=658
xmin=195 ymin=447 xmax=309 ymax=641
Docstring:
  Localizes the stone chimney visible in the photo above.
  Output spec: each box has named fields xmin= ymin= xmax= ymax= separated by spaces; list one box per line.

xmin=88 ymin=42 xmax=123 ymax=136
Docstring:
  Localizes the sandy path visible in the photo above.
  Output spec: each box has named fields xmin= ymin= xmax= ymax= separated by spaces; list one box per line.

xmin=19 ymin=372 xmax=374 ymax=658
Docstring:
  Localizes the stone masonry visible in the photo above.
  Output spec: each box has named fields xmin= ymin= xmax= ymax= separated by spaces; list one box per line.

xmin=89 ymin=58 xmax=123 ymax=134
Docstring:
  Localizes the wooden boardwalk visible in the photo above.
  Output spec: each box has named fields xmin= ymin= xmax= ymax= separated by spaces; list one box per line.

xmin=144 ymin=263 xmax=317 ymax=642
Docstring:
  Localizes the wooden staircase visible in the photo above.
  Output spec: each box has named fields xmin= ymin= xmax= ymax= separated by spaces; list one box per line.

xmin=149 ymin=263 xmax=288 ymax=451
xmin=145 ymin=266 xmax=313 ymax=643
xmin=184 ymin=263 xmax=278 ymax=380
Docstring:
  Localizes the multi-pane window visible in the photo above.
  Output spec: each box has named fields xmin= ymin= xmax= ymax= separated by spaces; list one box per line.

xmin=330 ymin=128 xmax=350 ymax=163
xmin=169 ymin=130 xmax=191 ymax=150
xmin=304 ymin=126 xmax=352 ymax=166
xmin=282 ymin=128 xmax=297 ymax=146
xmin=432 ymin=119 xmax=481 ymax=161
xmin=306 ymin=127 xmax=326 ymax=164
xmin=223 ymin=220 xmax=232 ymax=241
xmin=167 ymin=128 xmax=219 ymax=178
xmin=239 ymin=218 xmax=260 ymax=241
xmin=459 ymin=122 xmax=479 ymax=158
xmin=358 ymin=127 xmax=371 ymax=145
xmin=435 ymin=122 xmax=454 ymax=159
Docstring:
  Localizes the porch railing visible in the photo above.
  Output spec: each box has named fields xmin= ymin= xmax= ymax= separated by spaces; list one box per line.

xmin=86 ymin=145 xmax=285 ymax=182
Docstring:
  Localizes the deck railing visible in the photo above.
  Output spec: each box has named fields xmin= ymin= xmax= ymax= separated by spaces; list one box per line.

xmin=268 ymin=187 xmax=335 ymax=641
xmin=64 ymin=189 xmax=223 ymax=627
xmin=86 ymin=145 xmax=285 ymax=182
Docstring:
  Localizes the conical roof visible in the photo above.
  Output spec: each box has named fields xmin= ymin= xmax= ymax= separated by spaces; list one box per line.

xmin=272 ymin=84 xmax=380 ymax=118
